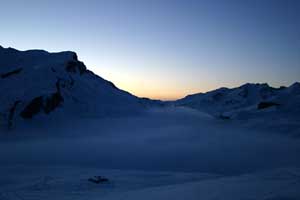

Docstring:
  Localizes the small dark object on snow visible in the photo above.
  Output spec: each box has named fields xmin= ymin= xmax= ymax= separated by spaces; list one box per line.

xmin=218 ymin=114 xmax=230 ymax=120
xmin=257 ymin=101 xmax=280 ymax=110
xmin=88 ymin=176 xmax=109 ymax=184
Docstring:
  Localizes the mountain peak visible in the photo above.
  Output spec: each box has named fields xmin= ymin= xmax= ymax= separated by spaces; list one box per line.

xmin=0 ymin=46 xmax=143 ymax=129
xmin=290 ymin=82 xmax=300 ymax=87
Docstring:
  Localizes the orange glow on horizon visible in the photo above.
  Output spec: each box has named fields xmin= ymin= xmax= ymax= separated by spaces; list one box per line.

xmin=113 ymin=81 xmax=214 ymax=101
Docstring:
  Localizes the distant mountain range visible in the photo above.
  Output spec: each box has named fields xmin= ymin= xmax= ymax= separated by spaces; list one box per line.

xmin=0 ymin=46 xmax=299 ymax=130
xmin=175 ymin=82 xmax=300 ymax=118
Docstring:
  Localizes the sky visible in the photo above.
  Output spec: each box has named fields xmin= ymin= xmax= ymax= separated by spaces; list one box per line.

xmin=0 ymin=0 xmax=299 ymax=100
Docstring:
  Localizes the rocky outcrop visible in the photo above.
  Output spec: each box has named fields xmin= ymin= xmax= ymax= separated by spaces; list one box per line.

xmin=20 ymin=84 xmax=64 ymax=119
xmin=20 ymin=96 xmax=44 ymax=119
xmin=65 ymin=60 xmax=87 ymax=75
xmin=8 ymin=101 xmax=21 ymax=128
xmin=257 ymin=101 xmax=280 ymax=110
xmin=1 ymin=68 xmax=23 ymax=79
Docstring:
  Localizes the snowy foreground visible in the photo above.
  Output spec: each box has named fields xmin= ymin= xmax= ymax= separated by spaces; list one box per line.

xmin=1 ymin=107 xmax=300 ymax=199
xmin=1 ymin=166 xmax=300 ymax=200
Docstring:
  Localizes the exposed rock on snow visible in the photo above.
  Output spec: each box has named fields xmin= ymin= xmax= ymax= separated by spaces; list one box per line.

xmin=257 ymin=101 xmax=280 ymax=110
xmin=0 ymin=67 xmax=23 ymax=79
xmin=88 ymin=176 xmax=110 ymax=184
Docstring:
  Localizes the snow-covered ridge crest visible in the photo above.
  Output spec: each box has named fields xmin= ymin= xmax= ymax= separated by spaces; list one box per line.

xmin=175 ymin=82 xmax=300 ymax=120
xmin=0 ymin=46 xmax=143 ymax=129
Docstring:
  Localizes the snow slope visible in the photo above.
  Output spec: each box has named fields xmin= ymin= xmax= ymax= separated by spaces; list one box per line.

xmin=99 ymin=168 xmax=300 ymax=200
xmin=0 ymin=166 xmax=299 ymax=200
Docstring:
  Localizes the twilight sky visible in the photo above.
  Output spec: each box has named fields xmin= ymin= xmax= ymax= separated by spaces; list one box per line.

xmin=1 ymin=0 xmax=299 ymax=100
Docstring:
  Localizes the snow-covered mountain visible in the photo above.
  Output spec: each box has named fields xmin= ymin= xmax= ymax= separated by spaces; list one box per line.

xmin=175 ymin=82 xmax=300 ymax=120
xmin=1 ymin=45 xmax=299 ymax=131
xmin=0 ymin=46 xmax=149 ymax=128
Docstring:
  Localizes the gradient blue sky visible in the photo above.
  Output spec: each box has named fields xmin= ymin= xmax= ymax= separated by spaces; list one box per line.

xmin=1 ymin=0 xmax=299 ymax=100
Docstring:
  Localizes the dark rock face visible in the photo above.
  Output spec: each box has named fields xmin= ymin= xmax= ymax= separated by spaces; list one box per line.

xmin=88 ymin=176 xmax=109 ymax=184
xmin=65 ymin=60 xmax=87 ymax=75
xmin=1 ymin=68 xmax=23 ymax=79
xmin=257 ymin=101 xmax=280 ymax=110
xmin=8 ymin=101 xmax=21 ymax=128
xmin=20 ymin=92 xmax=64 ymax=119
xmin=65 ymin=61 xmax=77 ymax=73
xmin=218 ymin=114 xmax=231 ymax=120
xmin=20 ymin=79 xmax=64 ymax=119
xmin=20 ymin=96 xmax=44 ymax=119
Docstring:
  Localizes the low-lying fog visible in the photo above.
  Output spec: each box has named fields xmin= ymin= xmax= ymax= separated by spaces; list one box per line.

xmin=1 ymin=107 xmax=300 ymax=175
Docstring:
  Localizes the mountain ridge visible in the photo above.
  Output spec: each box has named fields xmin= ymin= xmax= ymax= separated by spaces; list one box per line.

xmin=174 ymin=81 xmax=300 ymax=121
xmin=0 ymin=46 xmax=151 ymax=129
